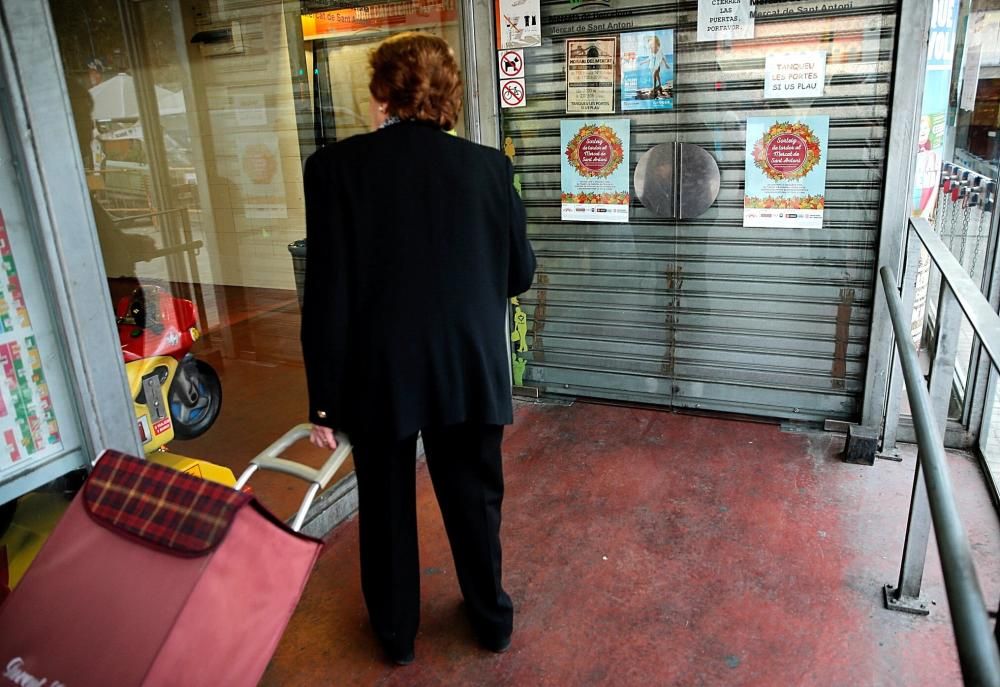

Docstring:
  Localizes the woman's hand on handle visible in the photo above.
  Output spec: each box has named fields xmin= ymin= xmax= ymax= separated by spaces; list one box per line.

xmin=310 ymin=424 xmax=339 ymax=450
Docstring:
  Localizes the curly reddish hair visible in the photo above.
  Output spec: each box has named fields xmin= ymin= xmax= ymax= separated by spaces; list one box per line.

xmin=369 ymin=32 xmax=463 ymax=130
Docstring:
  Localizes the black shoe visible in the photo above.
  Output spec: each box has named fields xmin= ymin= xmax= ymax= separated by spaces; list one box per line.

xmin=391 ymin=649 xmax=415 ymax=666
xmin=480 ymin=634 xmax=512 ymax=654
xmin=380 ymin=641 xmax=415 ymax=666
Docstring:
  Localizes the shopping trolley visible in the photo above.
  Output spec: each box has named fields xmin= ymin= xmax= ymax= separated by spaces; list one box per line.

xmin=0 ymin=424 xmax=351 ymax=687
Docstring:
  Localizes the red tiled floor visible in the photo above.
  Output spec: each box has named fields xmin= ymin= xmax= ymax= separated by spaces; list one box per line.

xmin=260 ymin=401 xmax=1000 ymax=687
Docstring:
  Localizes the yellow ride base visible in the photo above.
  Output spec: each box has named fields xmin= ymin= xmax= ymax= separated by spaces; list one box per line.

xmin=1 ymin=492 xmax=70 ymax=590
xmin=147 ymin=451 xmax=238 ymax=487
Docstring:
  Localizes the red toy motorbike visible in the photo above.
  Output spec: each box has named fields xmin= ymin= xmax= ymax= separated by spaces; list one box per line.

xmin=116 ymin=285 xmax=222 ymax=446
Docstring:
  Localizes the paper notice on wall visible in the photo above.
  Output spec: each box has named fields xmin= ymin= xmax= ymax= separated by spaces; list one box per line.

xmin=237 ymin=134 xmax=287 ymax=219
xmin=498 ymin=50 xmax=528 ymax=108
xmin=697 ymin=0 xmax=755 ymax=42
xmin=561 ymin=119 xmax=631 ymax=223
xmin=0 ymin=211 xmax=62 ymax=472
xmin=764 ymin=52 xmax=826 ymax=99
xmin=960 ymin=44 xmax=982 ymax=111
xmin=566 ymin=38 xmax=617 ymax=114
xmin=233 ymin=92 xmax=268 ymax=127
xmin=500 ymin=79 xmax=527 ymax=108
xmin=497 ymin=0 xmax=541 ymax=49
xmin=743 ymin=116 xmax=830 ymax=229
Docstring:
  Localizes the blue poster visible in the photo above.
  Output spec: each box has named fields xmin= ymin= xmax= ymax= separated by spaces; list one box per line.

xmin=620 ymin=29 xmax=674 ymax=111
xmin=561 ymin=119 xmax=631 ymax=223
xmin=743 ymin=115 xmax=830 ymax=229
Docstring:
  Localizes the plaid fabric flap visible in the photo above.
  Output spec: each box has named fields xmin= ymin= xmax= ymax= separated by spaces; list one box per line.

xmin=83 ymin=451 xmax=251 ymax=556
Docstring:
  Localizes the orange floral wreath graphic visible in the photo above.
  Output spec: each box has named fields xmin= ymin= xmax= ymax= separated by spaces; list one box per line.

xmin=752 ymin=121 xmax=822 ymax=181
xmin=565 ymin=125 xmax=625 ymax=178
xmin=242 ymin=144 xmax=278 ymax=184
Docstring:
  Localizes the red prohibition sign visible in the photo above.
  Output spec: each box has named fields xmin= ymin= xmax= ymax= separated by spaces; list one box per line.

xmin=500 ymin=51 xmax=523 ymax=78
xmin=501 ymin=81 xmax=525 ymax=106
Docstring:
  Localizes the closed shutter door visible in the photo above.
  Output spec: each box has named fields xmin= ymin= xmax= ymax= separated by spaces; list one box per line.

xmin=505 ymin=0 xmax=898 ymax=422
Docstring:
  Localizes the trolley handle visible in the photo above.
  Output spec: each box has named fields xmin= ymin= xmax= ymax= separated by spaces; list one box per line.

xmin=234 ymin=423 xmax=352 ymax=532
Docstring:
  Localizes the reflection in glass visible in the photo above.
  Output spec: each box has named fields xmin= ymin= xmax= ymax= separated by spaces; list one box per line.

xmin=910 ymin=2 xmax=1000 ymax=432
xmin=50 ymin=0 xmax=465 ymax=510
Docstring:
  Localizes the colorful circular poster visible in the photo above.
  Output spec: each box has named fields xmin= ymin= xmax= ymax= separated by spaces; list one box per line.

xmin=565 ymin=125 xmax=625 ymax=178
xmin=242 ymin=144 xmax=278 ymax=184
xmin=752 ymin=121 xmax=821 ymax=181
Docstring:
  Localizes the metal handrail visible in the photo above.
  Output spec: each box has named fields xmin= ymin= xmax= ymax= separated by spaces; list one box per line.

xmin=911 ymin=217 xmax=1000 ymax=367
xmin=881 ymin=253 xmax=1000 ymax=683
xmin=109 ymin=208 xmax=188 ymax=223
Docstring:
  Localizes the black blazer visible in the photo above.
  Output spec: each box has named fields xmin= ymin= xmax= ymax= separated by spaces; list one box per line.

xmin=301 ymin=121 xmax=536 ymax=441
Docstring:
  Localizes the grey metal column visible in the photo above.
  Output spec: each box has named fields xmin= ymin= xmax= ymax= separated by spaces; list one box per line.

xmin=463 ymin=0 xmax=500 ymax=148
xmin=880 ymin=232 xmax=924 ymax=456
xmin=0 ymin=0 xmax=139 ymax=457
xmin=885 ymin=278 xmax=963 ymax=613
xmin=117 ymin=0 xmax=189 ymax=292
xmin=861 ymin=0 xmax=933 ymax=431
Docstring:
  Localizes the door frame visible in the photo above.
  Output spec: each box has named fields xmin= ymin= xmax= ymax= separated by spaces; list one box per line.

xmin=0 ymin=0 xmax=140 ymax=463
xmin=861 ymin=0 xmax=934 ymax=440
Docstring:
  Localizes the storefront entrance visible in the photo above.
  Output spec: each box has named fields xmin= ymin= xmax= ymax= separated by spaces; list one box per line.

xmin=44 ymin=0 xmax=915 ymax=465
xmin=502 ymin=0 xmax=902 ymax=424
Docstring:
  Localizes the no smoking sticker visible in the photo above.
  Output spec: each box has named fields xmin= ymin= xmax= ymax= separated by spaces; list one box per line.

xmin=500 ymin=78 xmax=526 ymax=108
xmin=498 ymin=49 xmax=524 ymax=79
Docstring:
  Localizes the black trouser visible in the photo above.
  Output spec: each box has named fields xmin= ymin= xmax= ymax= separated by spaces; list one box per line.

xmin=351 ymin=422 xmax=513 ymax=654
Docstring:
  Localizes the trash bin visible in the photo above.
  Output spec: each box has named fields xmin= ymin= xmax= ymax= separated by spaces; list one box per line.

xmin=288 ymin=239 xmax=306 ymax=310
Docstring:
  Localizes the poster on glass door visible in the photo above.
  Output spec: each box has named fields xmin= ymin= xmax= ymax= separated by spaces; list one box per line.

xmin=561 ymin=119 xmax=631 ymax=223
xmin=566 ymin=38 xmax=617 ymax=114
xmin=620 ymin=29 xmax=674 ymax=111
xmin=697 ymin=0 xmax=755 ymax=41
xmin=237 ymin=134 xmax=288 ymax=220
xmin=0 ymin=211 xmax=62 ymax=470
xmin=496 ymin=0 xmax=541 ymax=49
xmin=743 ymin=116 xmax=829 ymax=229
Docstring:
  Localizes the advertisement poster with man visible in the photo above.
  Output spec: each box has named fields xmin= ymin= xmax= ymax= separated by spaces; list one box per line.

xmin=561 ymin=119 xmax=631 ymax=223
xmin=620 ymin=29 xmax=674 ymax=111
xmin=743 ymin=116 xmax=830 ymax=229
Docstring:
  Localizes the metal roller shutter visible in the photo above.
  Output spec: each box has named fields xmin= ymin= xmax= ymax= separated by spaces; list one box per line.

xmin=505 ymin=0 xmax=899 ymax=422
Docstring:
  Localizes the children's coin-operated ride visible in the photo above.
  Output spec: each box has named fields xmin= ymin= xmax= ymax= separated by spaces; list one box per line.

xmin=116 ymin=284 xmax=222 ymax=450
xmin=1 ymin=286 xmax=233 ymax=598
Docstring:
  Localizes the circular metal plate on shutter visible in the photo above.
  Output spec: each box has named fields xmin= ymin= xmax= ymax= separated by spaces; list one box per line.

xmin=634 ymin=143 xmax=721 ymax=219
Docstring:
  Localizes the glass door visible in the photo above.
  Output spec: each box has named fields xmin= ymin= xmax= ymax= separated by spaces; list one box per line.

xmin=48 ymin=0 xmax=470 ymax=506
xmin=501 ymin=1 xmax=683 ymax=407
xmin=902 ymin=3 xmax=1000 ymax=471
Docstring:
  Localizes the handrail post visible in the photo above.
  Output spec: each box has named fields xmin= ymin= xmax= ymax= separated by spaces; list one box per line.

xmin=881 ymin=230 xmax=924 ymax=456
xmin=885 ymin=280 xmax=963 ymax=614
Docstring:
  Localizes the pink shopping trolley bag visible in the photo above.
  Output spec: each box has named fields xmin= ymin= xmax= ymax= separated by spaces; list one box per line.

xmin=0 ymin=450 xmax=322 ymax=687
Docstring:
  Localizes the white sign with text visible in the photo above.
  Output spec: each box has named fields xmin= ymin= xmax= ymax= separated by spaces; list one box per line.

xmin=697 ymin=0 xmax=755 ymax=42
xmin=764 ymin=51 xmax=827 ymax=99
